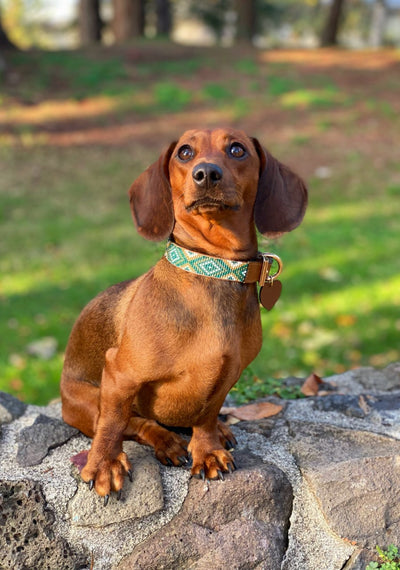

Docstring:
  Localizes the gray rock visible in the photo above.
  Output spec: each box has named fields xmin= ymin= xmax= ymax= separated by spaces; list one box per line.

xmin=344 ymin=548 xmax=382 ymax=569
xmin=1 ymin=363 xmax=400 ymax=570
xmin=365 ymin=392 xmax=400 ymax=426
xmin=326 ymin=363 xmax=400 ymax=394
xmin=289 ymin=421 xmax=400 ymax=547
xmin=117 ymin=451 xmax=293 ymax=570
xmin=17 ymin=414 xmax=79 ymax=467
xmin=353 ymin=363 xmax=400 ymax=392
xmin=312 ymin=394 xmax=369 ymax=418
xmin=0 ymin=391 xmax=27 ymax=425
xmin=68 ymin=441 xmax=164 ymax=527
xmin=0 ymin=480 xmax=87 ymax=570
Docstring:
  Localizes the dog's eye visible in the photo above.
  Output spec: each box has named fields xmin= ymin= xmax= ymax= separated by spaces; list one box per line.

xmin=177 ymin=145 xmax=194 ymax=161
xmin=228 ymin=143 xmax=247 ymax=159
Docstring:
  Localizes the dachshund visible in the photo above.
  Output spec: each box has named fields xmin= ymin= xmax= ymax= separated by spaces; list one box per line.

xmin=61 ymin=128 xmax=307 ymax=502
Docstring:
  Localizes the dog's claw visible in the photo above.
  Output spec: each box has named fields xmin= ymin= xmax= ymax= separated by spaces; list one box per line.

xmin=217 ymin=469 xmax=224 ymax=481
xmin=117 ymin=489 xmax=122 ymax=501
xmin=127 ymin=469 xmax=133 ymax=482
xmin=227 ymin=463 xmax=234 ymax=474
xmin=200 ymin=468 xmax=206 ymax=481
xmin=178 ymin=455 xmax=188 ymax=465
xmin=104 ymin=494 xmax=110 ymax=507
xmin=89 ymin=479 xmax=94 ymax=491
xmin=166 ymin=458 xmax=173 ymax=466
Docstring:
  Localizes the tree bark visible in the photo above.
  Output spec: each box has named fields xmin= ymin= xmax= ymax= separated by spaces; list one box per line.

xmin=369 ymin=0 xmax=387 ymax=48
xmin=79 ymin=0 xmax=102 ymax=45
xmin=0 ymin=7 xmax=17 ymax=49
xmin=320 ymin=0 xmax=346 ymax=47
xmin=113 ymin=0 xmax=145 ymax=43
xmin=156 ymin=0 xmax=172 ymax=37
xmin=235 ymin=0 xmax=256 ymax=44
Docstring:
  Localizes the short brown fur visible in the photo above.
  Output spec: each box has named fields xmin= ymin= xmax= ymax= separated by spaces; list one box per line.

xmin=61 ymin=128 xmax=307 ymax=497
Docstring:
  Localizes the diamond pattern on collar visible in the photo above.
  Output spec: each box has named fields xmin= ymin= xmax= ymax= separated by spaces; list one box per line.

xmin=164 ymin=241 xmax=250 ymax=283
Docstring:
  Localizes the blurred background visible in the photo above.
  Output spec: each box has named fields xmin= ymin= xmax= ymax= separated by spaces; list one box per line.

xmin=0 ymin=0 xmax=399 ymax=405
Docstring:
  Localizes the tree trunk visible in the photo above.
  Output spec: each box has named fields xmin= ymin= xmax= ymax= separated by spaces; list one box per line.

xmin=79 ymin=0 xmax=102 ymax=45
xmin=369 ymin=0 xmax=387 ymax=48
xmin=320 ymin=0 xmax=346 ymax=47
xmin=156 ymin=0 xmax=172 ymax=37
xmin=235 ymin=0 xmax=256 ymax=44
xmin=113 ymin=0 xmax=145 ymax=43
xmin=0 ymin=7 xmax=17 ymax=49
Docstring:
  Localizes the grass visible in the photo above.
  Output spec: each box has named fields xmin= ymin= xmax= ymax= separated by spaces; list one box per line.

xmin=1 ymin=46 xmax=399 ymax=405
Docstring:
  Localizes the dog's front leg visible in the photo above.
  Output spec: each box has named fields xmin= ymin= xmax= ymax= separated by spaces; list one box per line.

xmin=80 ymin=348 xmax=134 ymax=500
xmin=189 ymin=417 xmax=237 ymax=481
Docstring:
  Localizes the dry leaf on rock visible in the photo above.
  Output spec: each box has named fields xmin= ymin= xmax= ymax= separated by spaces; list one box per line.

xmin=220 ymin=401 xmax=283 ymax=423
xmin=70 ymin=450 xmax=89 ymax=472
xmin=301 ymin=373 xmax=323 ymax=396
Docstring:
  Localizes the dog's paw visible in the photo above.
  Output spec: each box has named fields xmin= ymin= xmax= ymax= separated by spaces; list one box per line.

xmin=154 ymin=431 xmax=189 ymax=467
xmin=191 ymin=449 xmax=236 ymax=481
xmin=81 ymin=451 xmax=132 ymax=503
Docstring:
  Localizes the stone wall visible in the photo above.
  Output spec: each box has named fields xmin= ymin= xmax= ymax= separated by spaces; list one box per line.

xmin=1 ymin=364 xmax=400 ymax=570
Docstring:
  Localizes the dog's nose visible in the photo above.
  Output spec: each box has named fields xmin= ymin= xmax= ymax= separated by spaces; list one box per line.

xmin=192 ymin=163 xmax=223 ymax=188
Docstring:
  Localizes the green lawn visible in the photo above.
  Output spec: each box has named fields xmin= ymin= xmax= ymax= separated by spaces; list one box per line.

xmin=1 ymin=45 xmax=399 ymax=404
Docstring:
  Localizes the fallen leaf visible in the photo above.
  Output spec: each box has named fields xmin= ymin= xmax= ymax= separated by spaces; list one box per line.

xmin=70 ymin=450 xmax=89 ymax=472
xmin=336 ymin=314 xmax=357 ymax=327
xmin=358 ymin=395 xmax=371 ymax=415
xmin=223 ymin=415 xmax=242 ymax=426
xmin=220 ymin=401 xmax=283 ymax=422
xmin=301 ymin=373 xmax=323 ymax=396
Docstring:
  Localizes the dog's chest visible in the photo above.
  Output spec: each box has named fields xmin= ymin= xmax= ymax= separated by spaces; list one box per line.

xmin=156 ymin=270 xmax=258 ymax=337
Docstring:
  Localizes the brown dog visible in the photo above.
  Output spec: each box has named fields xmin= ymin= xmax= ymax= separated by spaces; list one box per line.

xmin=61 ymin=128 xmax=307 ymax=501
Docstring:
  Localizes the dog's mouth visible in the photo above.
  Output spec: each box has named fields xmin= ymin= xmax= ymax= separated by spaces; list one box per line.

xmin=186 ymin=197 xmax=240 ymax=214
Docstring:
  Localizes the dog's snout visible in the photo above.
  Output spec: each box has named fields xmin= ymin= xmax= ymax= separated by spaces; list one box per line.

xmin=192 ymin=163 xmax=223 ymax=188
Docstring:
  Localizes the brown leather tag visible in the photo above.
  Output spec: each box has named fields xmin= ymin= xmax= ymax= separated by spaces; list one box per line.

xmin=259 ymin=280 xmax=282 ymax=310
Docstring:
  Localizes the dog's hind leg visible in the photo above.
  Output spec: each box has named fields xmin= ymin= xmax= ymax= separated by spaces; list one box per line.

xmin=61 ymin=374 xmax=100 ymax=438
xmin=125 ymin=417 xmax=189 ymax=467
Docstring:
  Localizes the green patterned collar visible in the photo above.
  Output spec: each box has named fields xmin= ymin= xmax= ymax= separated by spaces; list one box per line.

xmin=164 ymin=240 xmax=259 ymax=283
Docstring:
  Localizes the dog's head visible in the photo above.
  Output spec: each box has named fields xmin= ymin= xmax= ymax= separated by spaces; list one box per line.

xmin=128 ymin=128 xmax=307 ymax=241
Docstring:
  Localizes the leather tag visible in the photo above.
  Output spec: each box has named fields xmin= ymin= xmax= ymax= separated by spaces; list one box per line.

xmin=259 ymin=280 xmax=282 ymax=310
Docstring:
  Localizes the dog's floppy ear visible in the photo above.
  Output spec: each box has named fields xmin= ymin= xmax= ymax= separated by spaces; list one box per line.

xmin=128 ymin=141 xmax=177 ymax=241
xmin=252 ymin=138 xmax=308 ymax=238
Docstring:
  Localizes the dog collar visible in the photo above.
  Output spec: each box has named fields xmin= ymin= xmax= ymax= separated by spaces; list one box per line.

xmin=164 ymin=241 xmax=282 ymax=286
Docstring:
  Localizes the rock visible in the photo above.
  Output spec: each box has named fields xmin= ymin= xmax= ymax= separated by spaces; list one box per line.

xmin=1 ymin=363 xmax=400 ymax=569
xmin=364 ymin=393 xmax=400 ymax=426
xmin=0 ymin=391 xmax=27 ymax=425
xmin=289 ymin=421 xmax=400 ymax=548
xmin=68 ymin=441 xmax=164 ymax=527
xmin=0 ymin=480 xmax=87 ymax=570
xmin=326 ymin=363 xmax=400 ymax=395
xmin=17 ymin=414 xmax=79 ymax=467
xmin=312 ymin=394 xmax=369 ymax=418
xmin=345 ymin=548 xmax=382 ymax=569
xmin=353 ymin=363 xmax=400 ymax=392
xmin=117 ymin=451 xmax=293 ymax=570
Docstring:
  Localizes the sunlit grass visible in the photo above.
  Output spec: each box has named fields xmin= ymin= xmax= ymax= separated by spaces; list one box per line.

xmin=0 ymin=96 xmax=119 ymax=125
xmin=280 ymin=87 xmax=349 ymax=109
